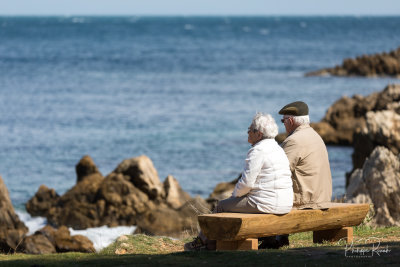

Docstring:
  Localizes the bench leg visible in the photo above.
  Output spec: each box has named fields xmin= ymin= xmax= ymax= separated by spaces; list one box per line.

xmin=313 ymin=227 xmax=353 ymax=243
xmin=216 ymin=238 xmax=258 ymax=251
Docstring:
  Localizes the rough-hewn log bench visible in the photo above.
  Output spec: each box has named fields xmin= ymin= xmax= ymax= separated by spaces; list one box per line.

xmin=198 ymin=203 xmax=369 ymax=251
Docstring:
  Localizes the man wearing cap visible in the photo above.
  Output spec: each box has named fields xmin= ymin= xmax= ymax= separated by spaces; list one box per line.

xmin=259 ymin=101 xmax=333 ymax=249
xmin=278 ymin=101 xmax=332 ymax=210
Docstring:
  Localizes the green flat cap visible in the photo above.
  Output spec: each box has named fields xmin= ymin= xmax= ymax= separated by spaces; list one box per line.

xmin=279 ymin=101 xmax=309 ymax=116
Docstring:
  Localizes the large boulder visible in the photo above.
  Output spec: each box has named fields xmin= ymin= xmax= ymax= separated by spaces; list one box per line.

xmin=351 ymin=110 xmax=400 ymax=177
xmin=163 ymin=175 xmax=191 ymax=209
xmin=113 ymin=155 xmax=163 ymax=199
xmin=51 ymin=173 xmax=104 ymax=229
xmin=25 ymin=184 xmax=59 ymax=218
xmin=134 ymin=197 xmax=211 ymax=238
xmin=96 ymin=172 xmax=151 ymax=227
xmin=21 ymin=234 xmax=56 ymax=254
xmin=306 ymin=47 xmax=400 ymax=77
xmin=0 ymin=176 xmax=28 ymax=253
xmin=20 ymin=225 xmax=95 ymax=254
xmin=312 ymin=84 xmax=400 ymax=145
xmin=53 ymin=226 xmax=95 ymax=253
xmin=346 ymin=146 xmax=400 ymax=226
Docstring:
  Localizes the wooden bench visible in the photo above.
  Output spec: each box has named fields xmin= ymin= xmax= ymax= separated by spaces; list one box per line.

xmin=198 ymin=203 xmax=370 ymax=251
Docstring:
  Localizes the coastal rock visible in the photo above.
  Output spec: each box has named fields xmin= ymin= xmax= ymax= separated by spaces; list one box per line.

xmin=96 ymin=172 xmax=151 ymax=227
xmin=312 ymin=84 xmax=400 ymax=145
xmin=21 ymin=225 xmax=95 ymax=254
xmin=352 ymin=110 xmax=400 ymax=172
xmin=306 ymin=47 xmax=400 ymax=77
xmin=309 ymin=122 xmax=338 ymax=144
xmin=53 ymin=226 xmax=95 ymax=253
xmin=134 ymin=197 xmax=211 ymax=238
xmin=26 ymin=155 xmax=208 ymax=238
xmin=25 ymin=184 xmax=60 ymax=218
xmin=163 ymin=175 xmax=191 ymax=209
xmin=0 ymin=176 xmax=28 ymax=253
xmin=311 ymin=94 xmax=369 ymax=145
xmin=75 ymin=155 xmax=101 ymax=183
xmin=346 ymin=146 xmax=400 ymax=226
xmin=53 ymin=173 xmax=104 ymax=228
xmin=36 ymin=225 xmax=57 ymax=244
xmin=113 ymin=155 xmax=163 ymax=199
xmin=208 ymin=176 xmax=240 ymax=201
xmin=21 ymin=234 xmax=56 ymax=254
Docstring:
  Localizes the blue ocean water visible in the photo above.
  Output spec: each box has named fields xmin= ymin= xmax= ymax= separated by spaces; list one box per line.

xmin=1 ymin=16 xmax=400 ymax=210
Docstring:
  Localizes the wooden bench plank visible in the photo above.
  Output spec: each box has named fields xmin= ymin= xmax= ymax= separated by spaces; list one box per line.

xmin=198 ymin=203 xmax=369 ymax=241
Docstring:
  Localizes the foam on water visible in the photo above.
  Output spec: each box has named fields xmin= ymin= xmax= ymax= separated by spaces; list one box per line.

xmin=69 ymin=225 xmax=136 ymax=252
xmin=16 ymin=210 xmax=47 ymax=235
xmin=16 ymin=210 xmax=136 ymax=252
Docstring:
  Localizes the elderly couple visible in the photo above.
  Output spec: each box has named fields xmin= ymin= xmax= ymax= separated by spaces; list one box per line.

xmin=185 ymin=101 xmax=332 ymax=251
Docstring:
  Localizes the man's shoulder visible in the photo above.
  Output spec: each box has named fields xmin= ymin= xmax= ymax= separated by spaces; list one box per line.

xmin=282 ymin=125 xmax=321 ymax=146
xmin=293 ymin=125 xmax=320 ymax=138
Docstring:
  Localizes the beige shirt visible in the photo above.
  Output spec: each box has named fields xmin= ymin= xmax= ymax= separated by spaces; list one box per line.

xmin=281 ymin=124 xmax=332 ymax=209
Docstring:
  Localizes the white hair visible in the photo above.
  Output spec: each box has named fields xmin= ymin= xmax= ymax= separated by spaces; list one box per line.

xmin=251 ymin=112 xmax=278 ymax=139
xmin=291 ymin=115 xmax=310 ymax=125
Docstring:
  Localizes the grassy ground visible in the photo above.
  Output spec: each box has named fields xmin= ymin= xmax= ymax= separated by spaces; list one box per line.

xmin=1 ymin=226 xmax=399 ymax=266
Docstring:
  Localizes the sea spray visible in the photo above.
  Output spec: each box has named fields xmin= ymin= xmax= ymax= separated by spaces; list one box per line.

xmin=70 ymin=225 xmax=136 ymax=252
xmin=17 ymin=210 xmax=136 ymax=252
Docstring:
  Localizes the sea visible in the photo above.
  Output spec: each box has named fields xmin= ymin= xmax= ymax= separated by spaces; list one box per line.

xmin=1 ymin=16 xmax=400 ymax=250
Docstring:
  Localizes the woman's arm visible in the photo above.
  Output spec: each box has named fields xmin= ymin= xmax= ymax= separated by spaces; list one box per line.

xmin=232 ymin=147 xmax=263 ymax=197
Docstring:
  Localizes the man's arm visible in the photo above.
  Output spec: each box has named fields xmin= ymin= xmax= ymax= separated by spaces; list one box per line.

xmin=232 ymin=147 xmax=263 ymax=197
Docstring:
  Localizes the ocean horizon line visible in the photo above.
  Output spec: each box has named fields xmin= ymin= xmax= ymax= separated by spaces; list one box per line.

xmin=1 ymin=14 xmax=400 ymax=18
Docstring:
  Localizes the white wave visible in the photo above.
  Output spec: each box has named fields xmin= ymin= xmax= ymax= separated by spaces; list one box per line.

xmin=70 ymin=225 xmax=136 ymax=252
xmin=17 ymin=210 xmax=136 ymax=252
xmin=184 ymin=24 xmax=194 ymax=30
xmin=16 ymin=210 xmax=47 ymax=235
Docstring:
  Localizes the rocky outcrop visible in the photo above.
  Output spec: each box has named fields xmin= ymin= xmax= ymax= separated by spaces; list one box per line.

xmin=25 ymin=185 xmax=59 ymax=218
xmin=163 ymin=175 xmax=191 ymax=209
xmin=306 ymin=47 xmax=400 ymax=77
xmin=352 ymin=110 xmax=400 ymax=172
xmin=113 ymin=155 xmax=163 ymax=200
xmin=346 ymin=146 xmax=400 ymax=226
xmin=312 ymin=84 xmax=400 ymax=145
xmin=21 ymin=234 xmax=56 ymax=254
xmin=21 ymin=225 xmax=94 ymax=254
xmin=0 ymin=176 xmax=28 ymax=253
xmin=134 ymin=197 xmax=211 ymax=238
xmin=27 ymin=155 xmax=210 ymax=237
xmin=75 ymin=155 xmax=101 ymax=183
xmin=208 ymin=178 xmax=237 ymax=201
xmin=0 ymin=175 xmax=95 ymax=255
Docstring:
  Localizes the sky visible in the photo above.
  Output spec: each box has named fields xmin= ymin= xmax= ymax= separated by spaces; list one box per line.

xmin=0 ymin=0 xmax=400 ymax=16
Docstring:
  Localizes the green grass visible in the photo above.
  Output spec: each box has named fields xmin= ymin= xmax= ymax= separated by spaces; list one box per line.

xmin=1 ymin=226 xmax=399 ymax=266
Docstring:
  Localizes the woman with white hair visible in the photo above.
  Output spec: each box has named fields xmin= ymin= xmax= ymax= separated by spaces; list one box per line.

xmin=184 ymin=112 xmax=293 ymax=251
